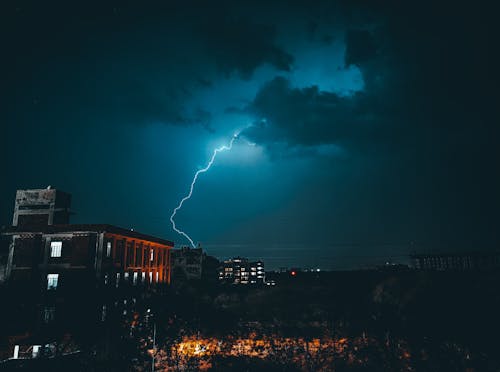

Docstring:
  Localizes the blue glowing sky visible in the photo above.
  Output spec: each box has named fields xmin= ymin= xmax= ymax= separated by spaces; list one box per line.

xmin=1 ymin=1 xmax=498 ymax=269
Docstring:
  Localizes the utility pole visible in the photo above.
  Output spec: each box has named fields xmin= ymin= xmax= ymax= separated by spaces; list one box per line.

xmin=152 ymin=322 xmax=156 ymax=372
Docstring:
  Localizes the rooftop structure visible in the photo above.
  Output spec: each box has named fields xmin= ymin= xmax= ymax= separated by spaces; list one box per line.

xmin=12 ymin=187 xmax=71 ymax=227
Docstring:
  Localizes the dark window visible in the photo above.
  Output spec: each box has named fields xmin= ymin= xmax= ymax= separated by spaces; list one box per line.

xmin=18 ymin=205 xmax=50 ymax=210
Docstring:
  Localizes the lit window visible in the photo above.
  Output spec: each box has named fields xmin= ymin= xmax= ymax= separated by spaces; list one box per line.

xmin=106 ymin=242 xmax=112 ymax=257
xmin=116 ymin=273 xmax=120 ymax=287
xmin=156 ymin=272 xmax=159 ymax=282
xmin=149 ymin=272 xmax=153 ymax=282
xmin=50 ymin=241 xmax=62 ymax=257
xmin=133 ymin=272 xmax=138 ymax=285
xmin=32 ymin=345 xmax=40 ymax=358
xmin=150 ymin=249 xmax=154 ymax=261
xmin=47 ymin=274 xmax=59 ymax=290
xmin=124 ymin=272 xmax=129 ymax=280
xmin=142 ymin=272 xmax=146 ymax=282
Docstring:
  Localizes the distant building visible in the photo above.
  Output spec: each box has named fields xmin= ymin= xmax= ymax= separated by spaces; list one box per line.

xmin=410 ymin=251 xmax=500 ymax=271
xmin=219 ymin=257 xmax=265 ymax=285
xmin=376 ymin=262 xmax=410 ymax=272
xmin=171 ymin=246 xmax=203 ymax=281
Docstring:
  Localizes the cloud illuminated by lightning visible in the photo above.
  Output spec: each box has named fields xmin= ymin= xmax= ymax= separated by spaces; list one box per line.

xmin=170 ymin=132 xmax=240 ymax=247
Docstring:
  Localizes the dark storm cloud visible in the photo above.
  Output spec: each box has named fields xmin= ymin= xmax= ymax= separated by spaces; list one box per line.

xmin=344 ymin=29 xmax=378 ymax=67
xmin=240 ymin=26 xmax=388 ymax=156
xmin=242 ymin=1 xmax=498 ymax=161
xmin=1 ymin=1 xmax=295 ymax=130
xmin=91 ymin=79 xmax=212 ymax=127
xmin=201 ymin=18 xmax=294 ymax=79
xmin=244 ymin=77 xmax=369 ymax=148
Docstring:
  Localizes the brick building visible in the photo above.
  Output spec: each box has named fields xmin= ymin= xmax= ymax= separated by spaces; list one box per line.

xmin=3 ymin=223 xmax=173 ymax=288
xmin=2 ymin=188 xmax=173 ymax=289
xmin=0 ymin=188 xmax=174 ymax=360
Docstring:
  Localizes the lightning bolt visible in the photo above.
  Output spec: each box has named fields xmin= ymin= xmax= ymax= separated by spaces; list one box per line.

xmin=170 ymin=132 xmax=240 ymax=247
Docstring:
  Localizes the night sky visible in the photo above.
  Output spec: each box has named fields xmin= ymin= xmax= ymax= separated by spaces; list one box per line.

xmin=1 ymin=1 xmax=498 ymax=269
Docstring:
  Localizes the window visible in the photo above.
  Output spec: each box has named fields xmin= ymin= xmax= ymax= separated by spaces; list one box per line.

xmin=47 ymin=274 xmax=59 ymax=290
xmin=150 ymin=249 xmax=154 ymax=261
xmin=133 ymin=272 xmax=138 ymax=285
xmin=43 ymin=306 xmax=56 ymax=323
xmin=50 ymin=241 xmax=62 ymax=257
xmin=106 ymin=242 xmax=112 ymax=257
xmin=142 ymin=272 xmax=146 ymax=283
xmin=156 ymin=272 xmax=159 ymax=282
xmin=116 ymin=273 xmax=121 ymax=288
xmin=32 ymin=345 xmax=41 ymax=358
xmin=124 ymin=272 xmax=129 ymax=280
xmin=101 ymin=305 xmax=107 ymax=322
xmin=149 ymin=272 xmax=153 ymax=283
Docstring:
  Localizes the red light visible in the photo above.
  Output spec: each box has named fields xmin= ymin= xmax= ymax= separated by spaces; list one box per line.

xmin=291 ymin=271 xmax=296 ymax=276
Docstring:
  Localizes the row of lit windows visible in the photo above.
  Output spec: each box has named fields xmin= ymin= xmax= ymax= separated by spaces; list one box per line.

xmin=51 ymin=241 xmax=159 ymax=261
xmin=47 ymin=270 xmax=163 ymax=291
xmin=106 ymin=241 xmax=160 ymax=262
xmin=108 ymin=271 xmax=161 ymax=286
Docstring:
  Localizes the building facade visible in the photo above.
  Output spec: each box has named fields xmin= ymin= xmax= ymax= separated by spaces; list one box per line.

xmin=3 ymin=188 xmax=173 ymax=289
xmin=218 ymin=257 xmax=265 ymax=285
xmin=171 ymin=246 xmax=203 ymax=281
xmin=3 ymin=223 xmax=173 ymax=288
xmin=410 ymin=251 xmax=500 ymax=271
xmin=0 ymin=187 xmax=174 ymax=355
